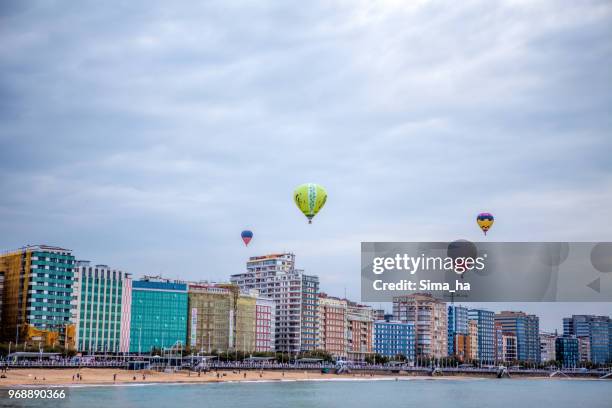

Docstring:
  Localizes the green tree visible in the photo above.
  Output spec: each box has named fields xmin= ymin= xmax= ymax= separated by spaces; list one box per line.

xmin=365 ymin=353 xmax=389 ymax=365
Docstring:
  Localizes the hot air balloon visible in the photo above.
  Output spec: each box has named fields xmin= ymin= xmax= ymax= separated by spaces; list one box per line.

xmin=241 ymin=230 xmax=253 ymax=246
xmin=294 ymin=183 xmax=327 ymax=224
xmin=476 ymin=212 xmax=494 ymax=235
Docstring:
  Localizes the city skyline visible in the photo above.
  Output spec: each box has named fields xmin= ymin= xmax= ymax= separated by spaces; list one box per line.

xmin=1 ymin=244 xmax=610 ymax=367
xmin=2 ymin=242 xmax=608 ymax=334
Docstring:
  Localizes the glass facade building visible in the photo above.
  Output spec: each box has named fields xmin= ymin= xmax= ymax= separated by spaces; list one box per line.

xmin=448 ymin=305 xmax=468 ymax=357
xmin=301 ymin=274 xmax=320 ymax=351
xmin=468 ymin=309 xmax=495 ymax=364
xmin=129 ymin=278 xmax=188 ymax=353
xmin=373 ymin=320 xmax=415 ymax=360
xmin=72 ymin=261 xmax=131 ymax=353
xmin=563 ymin=315 xmax=611 ymax=364
xmin=495 ymin=311 xmax=540 ymax=363
xmin=556 ymin=336 xmax=579 ymax=368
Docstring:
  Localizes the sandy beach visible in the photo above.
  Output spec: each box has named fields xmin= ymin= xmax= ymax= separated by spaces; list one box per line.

xmin=0 ymin=368 xmax=407 ymax=387
xmin=1 ymin=368 xmax=603 ymax=387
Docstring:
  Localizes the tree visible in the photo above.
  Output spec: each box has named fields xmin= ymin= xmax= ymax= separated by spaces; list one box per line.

xmin=365 ymin=353 xmax=389 ymax=365
xmin=393 ymin=353 xmax=407 ymax=362
xmin=298 ymin=349 xmax=333 ymax=362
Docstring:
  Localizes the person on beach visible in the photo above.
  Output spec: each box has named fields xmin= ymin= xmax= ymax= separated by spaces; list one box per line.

xmin=113 ymin=373 xmax=116 ymax=382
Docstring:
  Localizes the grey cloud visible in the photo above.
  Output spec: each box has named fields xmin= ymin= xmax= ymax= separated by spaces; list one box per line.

xmin=1 ymin=0 xmax=611 ymax=330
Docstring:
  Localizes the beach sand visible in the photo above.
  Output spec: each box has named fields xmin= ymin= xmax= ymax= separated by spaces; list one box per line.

xmin=0 ymin=368 xmax=406 ymax=387
xmin=1 ymin=368 xmax=590 ymax=387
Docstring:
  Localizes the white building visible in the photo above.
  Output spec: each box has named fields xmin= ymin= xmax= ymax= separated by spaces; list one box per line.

xmin=502 ymin=333 xmax=518 ymax=362
xmin=230 ymin=253 xmax=319 ymax=353
xmin=393 ymin=293 xmax=448 ymax=358
xmin=539 ymin=332 xmax=557 ymax=362
xmin=71 ymin=261 xmax=132 ymax=353
xmin=578 ymin=336 xmax=591 ymax=363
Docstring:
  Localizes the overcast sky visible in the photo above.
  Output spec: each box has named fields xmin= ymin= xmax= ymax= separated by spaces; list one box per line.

xmin=1 ymin=0 xmax=611 ymax=331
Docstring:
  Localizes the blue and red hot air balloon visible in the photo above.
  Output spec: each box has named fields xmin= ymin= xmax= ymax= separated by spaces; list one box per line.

xmin=241 ymin=230 xmax=253 ymax=246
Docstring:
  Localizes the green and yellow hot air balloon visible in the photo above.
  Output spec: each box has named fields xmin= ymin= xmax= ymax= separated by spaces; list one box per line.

xmin=294 ymin=183 xmax=327 ymax=224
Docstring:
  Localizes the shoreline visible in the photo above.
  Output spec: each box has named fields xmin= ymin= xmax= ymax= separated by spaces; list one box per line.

xmin=0 ymin=368 xmax=607 ymax=388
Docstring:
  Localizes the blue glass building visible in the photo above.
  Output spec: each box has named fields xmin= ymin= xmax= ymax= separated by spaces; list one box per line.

xmin=468 ymin=309 xmax=495 ymax=364
xmin=129 ymin=278 xmax=188 ymax=353
xmin=448 ymin=305 xmax=468 ymax=357
xmin=556 ymin=336 xmax=579 ymax=368
xmin=609 ymin=320 xmax=612 ymax=363
xmin=495 ymin=311 xmax=540 ymax=363
xmin=563 ymin=315 xmax=611 ymax=364
xmin=373 ymin=320 xmax=415 ymax=360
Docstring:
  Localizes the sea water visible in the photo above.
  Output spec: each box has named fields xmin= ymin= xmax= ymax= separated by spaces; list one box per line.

xmin=2 ymin=378 xmax=611 ymax=408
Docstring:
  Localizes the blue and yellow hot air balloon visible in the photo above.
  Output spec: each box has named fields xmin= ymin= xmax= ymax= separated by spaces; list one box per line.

xmin=294 ymin=183 xmax=327 ymax=224
xmin=476 ymin=212 xmax=494 ymax=235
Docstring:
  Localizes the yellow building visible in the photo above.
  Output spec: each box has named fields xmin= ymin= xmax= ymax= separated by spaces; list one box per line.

xmin=468 ymin=320 xmax=479 ymax=361
xmin=235 ymin=294 xmax=256 ymax=352
xmin=187 ymin=283 xmax=256 ymax=353
xmin=0 ymin=245 xmax=76 ymax=348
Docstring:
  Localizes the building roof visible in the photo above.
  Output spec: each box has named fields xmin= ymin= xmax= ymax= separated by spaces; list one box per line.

xmin=295 ymin=358 xmax=323 ymax=363
xmin=25 ymin=244 xmax=72 ymax=252
xmin=133 ymin=280 xmax=187 ymax=291
xmin=8 ymin=352 xmax=61 ymax=358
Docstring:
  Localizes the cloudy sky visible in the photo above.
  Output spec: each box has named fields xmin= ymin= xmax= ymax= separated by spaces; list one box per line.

xmin=1 ymin=0 xmax=611 ymax=331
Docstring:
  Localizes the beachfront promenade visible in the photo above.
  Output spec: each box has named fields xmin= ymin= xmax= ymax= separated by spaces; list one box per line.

xmin=2 ymin=359 xmax=610 ymax=379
